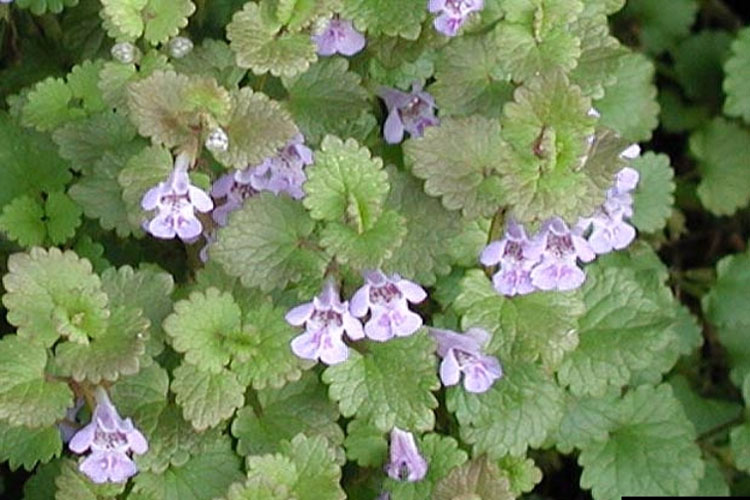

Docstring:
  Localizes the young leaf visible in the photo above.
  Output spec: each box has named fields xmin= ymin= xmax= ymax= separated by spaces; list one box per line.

xmin=568 ymin=13 xmax=627 ymax=99
xmin=630 ymin=152 xmax=675 ymax=233
xmin=322 ymin=334 xmax=440 ymax=432
xmin=320 ymin=210 xmax=407 ymax=269
xmin=343 ymin=419 xmax=388 ymax=467
xmin=171 ymin=361 xmax=245 ymax=431
xmin=0 ymin=422 xmax=62 ymax=471
xmin=21 ymin=77 xmax=86 ymax=132
xmin=142 ymin=0 xmax=196 ymax=45
xmin=498 ymin=454 xmax=543 ymax=495
xmin=44 ymin=191 xmax=83 ymax=245
xmin=433 ymin=457 xmax=514 ymax=500
xmin=0 ymin=195 xmax=47 ymax=247
xmin=341 ymin=0 xmax=426 ymax=40
xmin=724 ymin=26 xmax=750 ymax=123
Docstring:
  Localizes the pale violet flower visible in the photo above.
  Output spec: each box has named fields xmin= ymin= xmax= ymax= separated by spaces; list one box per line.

xmin=68 ymin=387 xmax=148 ymax=484
xmin=141 ymin=152 xmax=213 ymax=241
xmin=210 ymin=172 xmax=257 ymax=226
xmin=235 ymin=134 xmax=313 ymax=200
xmin=385 ymin=427 xmax=428 ymax=482
xmin=312 ymin=18 xmax=366 ymax=56
xmin=428 ymin=0 xmax=484 ymax=37
xmin=530 ymin=217 xmax=596 ymax=291
xmin=286 ymin=280 xmax=364 ymax=365
xmin=480 ymin=219 xmax=544 ymax=296
xmin=59 ymin=398 xmax=85 ymax=444
xmin=430 ymin=327 xmax=502 ymax=393
xmin=378 ymin=83 xmax=439 ymax=144
xmin=350 ymin=270 xmax=427 ymax=342
xmin=168 ymin=36 xmax=194 ymax=58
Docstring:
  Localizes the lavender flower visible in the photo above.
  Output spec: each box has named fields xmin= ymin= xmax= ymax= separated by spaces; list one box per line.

xmin=312 ymin=18 xmax=366 ymax=56
xmin=430 ymin=327 xmax=502 ymax=393
xmin=428 ymin=0 xmax=484 ymax=37
xmin=235 ymin=134 xmax=313 ymax=200
xmin=68 ymin=387 xmax=148 ymax=484
xmin=480 ymin=220 xmax=544 ymax=296
xmin=530 ymin=217 xmax=595 ymax=291
xmin=141 ymin=152 xmax=213 ymax=241
xmin=59 ymin=398 xmax=85 ymax=444
xmin=350 ymin=270 xmax=427 ymax=342
xmin=378 ymin=83 xmax=439 ymax=144
xmin=210 ymin=172 xmax=258 ymax=226
xmin=286 ymin=280 xmax=364 ymax=365
xmin=385 ymin=427 xmax=428 ymax=482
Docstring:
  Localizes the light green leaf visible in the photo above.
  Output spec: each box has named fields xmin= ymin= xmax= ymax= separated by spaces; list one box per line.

xmin=109 ymin=363 xmax=169 ymax=436
xmin=99 ymin=52 xmax=173 ymax=110
xmin=343 ymin=419 xmax=387 ymax=467
xmin=2 ymin=247 xmax=109 ymax=347
xmin=211 ymin=193 xmax=328 ymax=293
xmin=690 ymin=117 xmax=750 ymax=216
xmin=101 ymin=0 xmax=148 ymax=40
xmin=210 ymin=87 xmax=299 ymax=169
xmin=320 ymin=210 xmax=407 ymax=269
xmin=118 ymin=144 xmax=174 ymax=230
xmin=0 ymin=335 xmax=73 ymax=427
xmin=569 ymin=13 xmax=627 ymax=99
xmin=142 ymin=0 xmax=196 ymax=45
xmin=724 ymin=27 xmax=750 ymax=123
xmin=404 ymin=115 xmax=505 ymax=218
xmin=731 ymin=422 xmax=750 ymax=473
xmin=0 ymin=194 xmax=46 ymax=247
xmin=497 ymin=455 xmax=543 ymax=495
xmin=696 ymin=457 xmax=730 ymax=496
xmin=578 ymin=384 xmax=704 ymax=499
xmin=447 ymin=361 xmax=564 ymax=458
xmin=0 ymin=421 xmax=62 ymax=471
xmin=595 ymin=52 xmax=659 ymax=142
xmin=171 ymin=39 xmax=247 ymax=89
xmin=322 ymin=334 xmax=439 ymax=432
xmin=342 ymin=0 xmax=426 ymax=40
xmin=282 ymin=58 xmax=370 ymax=145
xmin=619 ymin=0 xmax=698 ymax=54
xmin=227 ymin=1 xmax=317 ymax=78
xmin=44 ymin=191 xmax=82 ymax=245
xmin=553 ymin=390 xmax=620 ymax=453
xmin=171 ymin=362 xmax=244 ymax=431
xmin=21 ymin=77 xmax=86 ymax=132
xmin=433 ymin=457 xmax=514 ymax=500
xmin=630 ymin=152 xmax=675 ymax=233
xmin=276 ymin=0 xmax=341 ymax=31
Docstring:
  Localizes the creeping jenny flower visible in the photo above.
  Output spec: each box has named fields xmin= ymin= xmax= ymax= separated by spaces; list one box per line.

xmin=350 ymin=270 xmax=427 ymax=342
xmin=68 ymin=387 xmax=148 ymax=484
xmin=312 ymin=18 xmax=366 ymax=56
xmin=480 ymin=219 xmax=544 ymax=296
xmin=235 ymin=134 xmax=313 ymax=200
xmin=385 ymin=427 xmax=428 ymax=482
xmin=141 ymin=152 xmax=213 ymax=240
xmin=428 ymin=0 xmax=484 ymax=37
xmin=378 ymin=83 xmax=439 ymax=144
xmin=530 ymin=217 xmax=596 ymax=291
xmin=430 ymin=327 xmax=502 ymax=393
xmin=286 ymin=280 xmax=364 ymax=365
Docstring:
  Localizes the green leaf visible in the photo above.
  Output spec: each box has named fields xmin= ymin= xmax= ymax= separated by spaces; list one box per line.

xmin=658 ymin=88 xmax=710 ymax=134
xmin=493 ymin=0 xmax=583 ymax=81
xmin=232 ymin=372 xmax=343 ymax=456
xmin=404 ymin=115 xmax=505 ymax=218
xmin=101 ymin=265 xmax=174 ymax=357
xmin=630 ymin=152 xmax=675 ymax=233
xmin=668 ymin=375 xmax=742 ymax=436
xmin=109 ymin=363 xmax=170 ymax=436
xmin=447 ymin=361 xmax=564 ymax=458
xmin=724 ymin=27 xmax=750 ymax=123
xmin=386 ymin=433 xmax=468 ymax=500
xmin=343 ymin=418 xmax=387 ymax=467
xmin=568 ymin=13 xmax=627 ymax=99
xmin=553 ymin=390 xmax=620 ymax=453
xmin=690 ymin=117 xmax=750 ymax=216
xmin=23 ymin=459 xmax=63 ymax=500
xmin=320 ymin=210 xmax=407 ymax=269
xmin=171 ymin=39 xmax=247 ymax=89
xmin=21 ymin=77 xmax=86 ymax=132
xmin=67 ymin=60 xmax=106 ymax=114
xmin=304 ymin=135 xmax=389 ymax=228
xmin=227 ymin=1 xmax=317 ymax=78
xmin=430 ymin=31 xmax=512 ymax=118
xmin=118 ymin=144 xmax=174 ymax=230
xmin=131 ymin=438 xmax=243 ymax=500
xmin=594 ymin=52 xmax=659 ymax=142
xmin=322 ymin=334 xmax=439 ymax=432
xmin=454 ymin=270 xmax=584 ymax=370
xmin=731 ymin=422 xmax=750 ymax=473
xmin=0 ymin=335 xmax=73 ymax=427
xmin=212 ymin=193 xmax=328 ymax=293
xmin=142 ymin=0 xmax=196 ymax=44
xmin=44 ymin=191 xmax=83 ymax=245
xmin=578 ymin=384 xmax=704 ymax=499
xmin=210 ymin=87 xmax=299 ymax=169
xmin=341 ymin=0 xmax=426 ymax=40
xmin=99 ymin=52 xmax=173 ymax=110
xmin=282 ymin=58 xmax=370 ymax=145
xmin=433 ymin=457 xmax=514 ymax=500
xmin=619 ymin=0 xmax=698 ymax=54
xmin=3 ymin=247 xmax=109 ymax=347
xmin=55 ymin=458 xmax=126 ymax=500
xmin=696 ymin=458 xmax=730 ymax=496
xmin=101 ymin=0 xmax=148 ymax=40
xmin=0 ymin=421 xmax=62 ymax=471
xmin=171 ymin=361 xmax=245 ymax=431
xmin=557 ymin=262 xmax=676 ymax=397
xmin=0 ymin=194 xmax=46 ymax=247
xmin=14 ymin=0 xmax=79 ymax=15
xmin=54 ymin=305 xmax=149 ymax=383
xmin=673 ymin=31 xmax=732 ymax=105
xmin=497 ymin=454 xmax=543 ymax=495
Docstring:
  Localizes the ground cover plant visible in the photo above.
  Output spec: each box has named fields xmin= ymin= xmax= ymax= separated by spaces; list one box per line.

xmin=1 ymin=0 xmax=750 ymax=498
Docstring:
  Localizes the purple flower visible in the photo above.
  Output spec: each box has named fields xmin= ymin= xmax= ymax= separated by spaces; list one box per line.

xmin=350 ymin=270 xmax=427 ymax=342
xmin=385 ymin=427 xmax=428 ymax=482
xmin=378 ymin=83 xmax=439 ymax=144
xmin=312 ymin=18 xmax=366 ymax=56
xmin=430 ymin=327 xmax=502 ymax=393
xmin=286 ymin=280 xmax=364 ymax=365
xmin=480 ymin=220 xmax=544 ymax=296
xmin=68 ymin=387 xmax=148 ymax=484
xmin=530 ymin=217 xmax=595 ymax=291
xmin=59 ymin=398 xmax=85 ymax=444
xmin=141 ymin=153 xmax=213 ymax=241
xmin=210 ymin=172 xmax=258 ymax=226
xmin=428 ymin=0 xmax=484 ymax=36
xmin=235 ymin=134 xmax=313 ymax=200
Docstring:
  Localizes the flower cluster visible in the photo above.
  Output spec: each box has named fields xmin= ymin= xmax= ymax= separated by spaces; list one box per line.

xmin=430 ymin=327 xmax=503 ymax=393
xmin=429 ymin=0 xmax=484 ymax=37
xmin=482 ymin=147 xmax=641 ymax=295
xmin=312 ymin=18 xmax=366 ymax=56
xmin=378 ymin=84 xmax=439 ymax=144
xmin=68 ymin=388 xmax=148 ymax=484
xmin=285 ymin=271 xmax=427 ymax=365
